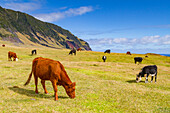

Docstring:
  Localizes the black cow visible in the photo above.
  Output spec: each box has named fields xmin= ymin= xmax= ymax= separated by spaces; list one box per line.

xmin=32 ymin=49 xmax=37 ymax=55
xmin=104 ymin=49 xmax=111 ymax=54
xmin=136 ymin=65 xmax=157 ymax=83
xmin=134 ymin=57 xmax=143 ymax=64
xmin=69 ymin=49 xmax=76 ymax=55
xmin=102 ymin=56 xmax=107 ymax=62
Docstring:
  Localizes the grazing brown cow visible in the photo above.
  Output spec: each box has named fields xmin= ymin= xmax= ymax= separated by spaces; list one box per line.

xmin=8 ymin=51 xmax=18 ymax=61
xmin=126 ymin=51 xmax=131 ymax=55
xmin=24 ymin=57 xmax=76 ymax=101
xmin=77 ymin=48 xmax=82 ymax=51
xmin=2 ymin=44 xmax=5 ymax=47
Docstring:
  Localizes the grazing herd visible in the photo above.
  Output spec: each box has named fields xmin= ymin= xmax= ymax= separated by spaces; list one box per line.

xmin=103 ymin=49 xmax=158 ymax=84
xmin=2 ymin=45 xmax=159 ymax=101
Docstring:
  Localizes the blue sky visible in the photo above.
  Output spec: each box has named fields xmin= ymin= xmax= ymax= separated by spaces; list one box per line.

xmin=1 ymin=0 xmax=170 ymax=54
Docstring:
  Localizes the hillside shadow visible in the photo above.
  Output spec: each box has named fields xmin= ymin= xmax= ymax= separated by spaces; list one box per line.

xmin=126 ymin=80 xmax=145 ymax=83
xmin=8 ymin=86 xmax=69 ymax=99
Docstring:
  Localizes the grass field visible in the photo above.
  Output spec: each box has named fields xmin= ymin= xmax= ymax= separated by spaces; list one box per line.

xmin=0 ymin=41 xmax=170 ymax=113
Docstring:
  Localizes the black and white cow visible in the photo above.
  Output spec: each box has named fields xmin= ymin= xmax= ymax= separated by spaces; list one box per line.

xmin=69 ymin=49 xmax=76 ymax=55
xmin=32 ymin=49 xmax=37 ymax=55
xmin=134 ymin=57 xmax=143 ymax=64
xmin=136 ymin=65 xmax=157 ymax=83
xmin=102 ymin=56 xmax=107 ymax=62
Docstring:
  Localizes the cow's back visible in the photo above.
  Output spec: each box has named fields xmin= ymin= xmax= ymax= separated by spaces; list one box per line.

xmin=142 ymin=65 xmax=157 ymax=74
xmin=32 ymin=57 xmax=62 ymax=80
xmin=8 ymin=51 xmax=17 ymax=58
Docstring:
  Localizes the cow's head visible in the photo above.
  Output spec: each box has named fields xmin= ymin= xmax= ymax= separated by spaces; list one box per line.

xmin=65 ymin=82 xmax=76 ymax=98
xmin=13 ymin=57 xmax=18 ymax=61
xmin=15 ymin=58 xmax=18 ymax=61
xmin=136 ymin=72 xmax=142 ymax=82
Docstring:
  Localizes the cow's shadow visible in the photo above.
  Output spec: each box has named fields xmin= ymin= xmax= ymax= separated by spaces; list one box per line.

xmin=126 ymin=80 xmax=145 ymax=83
xmin=8 ymin=86 xmax=68 ymax=99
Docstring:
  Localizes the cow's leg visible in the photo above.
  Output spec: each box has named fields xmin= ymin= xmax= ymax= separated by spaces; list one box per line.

xmin=34 ymin=76 xmax=39 ymax=94
xmin=151 ymin=76 xmax=154 ymax=83
xmin=155 ymin=73 xmax=157 ymax=83
xmin=41 ymin=80 xmax=48 ymax=94
xmin=8 ymin=57 xmax=12 ymax=61
xmin=51 ymin=79 xmax=58 ymax=101
xmin=145 ymin=73 xmax=149 ymax=83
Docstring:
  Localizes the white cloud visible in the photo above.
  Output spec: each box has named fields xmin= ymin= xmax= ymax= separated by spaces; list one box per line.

xmin=162 ymin=35 xmax=170 ymax=44
xmin=86 ymin=35 xmax=170 ymax=53
xmin=35 ymin=12 xmax=65 ymax=22
xmin=141 ymin=35 xmax=160 ymax=44
xmin=88 ymin=35 xmax=170 ymax=45
xmin=4 ymin=2 xmax=41 ymax=12
xmin=65 ymin=6 xmax=93 ymax=16
xmin=35 ymin=6 xmax=94 ymax=22
xmin=112 ymin=38 xmax=128 ymax=43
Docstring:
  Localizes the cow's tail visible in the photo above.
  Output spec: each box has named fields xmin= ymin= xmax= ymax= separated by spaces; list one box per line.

xmin=24 ymin=71 xmax=32 ymax=86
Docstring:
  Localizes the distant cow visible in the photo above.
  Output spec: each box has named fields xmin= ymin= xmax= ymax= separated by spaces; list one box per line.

xmin=104 ymin=49 xmax=111 ymax=54
xmin=145 ymin=55 xmax=148 ymax=58
xmin=77 ymin=48 xmax=82 ymax=51
xmin=32 ymin=49 xmax=37 ymax=55
xmin=126 ymin=51 xmax=131 ymax=55
xmin=102 ymin=56 xmax=107 ymax=62
xmin=69 ymin=49 xmax=76 ymax=55
xmin=2 ymin=44 xmax=5 ymax=47
xmin=8 ymin=51 xmax=18 ymax=61
xmin=134 ymin=57 xmax=143 ymax=64
xmin=24 ymin=57 xmax=76 ymax=101
xmin=136 ymin=65 xmax=157 ymax=83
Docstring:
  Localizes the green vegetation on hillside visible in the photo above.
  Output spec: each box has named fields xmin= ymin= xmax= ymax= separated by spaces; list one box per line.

xmin=0 ymin=42 xmax=169 ymax=113
xmin=0 ymin=6 xmax=91 ymax=50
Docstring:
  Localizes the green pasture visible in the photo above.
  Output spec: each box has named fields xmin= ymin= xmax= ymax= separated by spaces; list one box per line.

xmin=0 ymin=42 xmax=170 ymax=113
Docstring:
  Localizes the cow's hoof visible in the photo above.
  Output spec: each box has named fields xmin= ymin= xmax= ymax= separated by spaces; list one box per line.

xmin=55 ymin=99 xmax=58 ymax=101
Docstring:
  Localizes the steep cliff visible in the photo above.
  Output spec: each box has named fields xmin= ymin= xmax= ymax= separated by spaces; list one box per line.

xmin=0 ymin=6 xmax=91 ymax=50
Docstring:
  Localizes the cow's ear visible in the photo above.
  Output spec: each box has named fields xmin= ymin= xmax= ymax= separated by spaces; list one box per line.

xmin=71 ymin=82 xmax=76 ymax=87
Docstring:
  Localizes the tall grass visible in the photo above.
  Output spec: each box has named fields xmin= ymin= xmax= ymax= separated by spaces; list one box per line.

xmin=0 ymin=42 xmax=170 ymax=113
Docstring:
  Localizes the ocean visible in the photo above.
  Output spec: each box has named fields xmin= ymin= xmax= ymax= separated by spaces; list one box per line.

xmin=160 ymin=54 xmax=170 ymax=57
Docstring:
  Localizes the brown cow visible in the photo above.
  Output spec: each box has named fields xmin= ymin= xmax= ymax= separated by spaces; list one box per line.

xmin=126 ymin=51 xmax=131 ymax=55
xmin=77 ymin=48 xmax=82 ymax=51
xmin=2 ymin=44 xmax=5 ymax=47
xmin=24 ymin=57 xmax=76 ymax=101
xmin=8 ymin=51 xmax=18 ymax=61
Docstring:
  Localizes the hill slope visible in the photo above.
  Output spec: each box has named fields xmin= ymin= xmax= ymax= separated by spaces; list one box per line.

xmin=0 ymin=6 xmax=91 ymax=50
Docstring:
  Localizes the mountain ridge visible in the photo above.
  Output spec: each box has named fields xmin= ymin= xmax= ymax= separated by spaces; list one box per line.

xmin=0 ymin=6 xmax=91 ymax=50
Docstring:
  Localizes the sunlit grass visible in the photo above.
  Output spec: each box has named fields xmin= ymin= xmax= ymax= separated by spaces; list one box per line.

xmin=0 ymin=41 xmax=169 ymax=112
